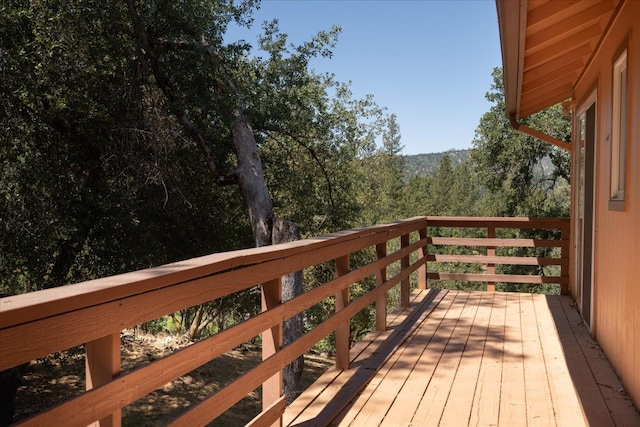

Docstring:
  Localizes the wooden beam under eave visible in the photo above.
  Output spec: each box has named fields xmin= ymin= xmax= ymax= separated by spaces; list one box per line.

xmin=525 ymin=1 xmax=616 ymax=50
xmin=522 ymin=68 xmax=579 ymax=98
xmin=522 ymin=75 xmax=574 ymax=98
xmin=524 ymin=41 xmax=593 ymax=73
xmin=520 ymin=89 xmax=572 ymax=119
xmin=525 ymin=23 xmax=602 ymax=57
xmin=522 ymin=79 xmax=572 ymax=106
xmin=526 ymin=0 xmax=592 ymax=33
xmin=523 ymin=48 xmax=589 ymax=81
xmin=520 ymin=79 xmax=572 ymax=109
xmin=509 ymin=114 xmax=572 ymax=152
xmin=527 ymin=0 xmax=551 ymax=10
xmin=522 ymin=63 xmax=578 ymax=91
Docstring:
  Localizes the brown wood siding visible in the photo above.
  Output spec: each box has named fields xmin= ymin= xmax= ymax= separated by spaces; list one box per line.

xmin=572 ymin=0 xmax=640 ymax=409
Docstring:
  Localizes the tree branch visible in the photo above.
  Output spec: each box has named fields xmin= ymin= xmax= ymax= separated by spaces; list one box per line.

xmin=123 ymin=0 xmax=236 ymax=186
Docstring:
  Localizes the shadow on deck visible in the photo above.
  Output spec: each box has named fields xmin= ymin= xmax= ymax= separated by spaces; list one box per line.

xmin=284 ymin=289 xmax=640 ymax=426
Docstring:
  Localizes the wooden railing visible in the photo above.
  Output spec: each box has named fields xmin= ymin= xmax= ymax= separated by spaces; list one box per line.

xmin=425 ymin=217 xmax=570 ymax=294
xmin=0 ymin=216 xmax=569 ymax=426
xmin=0 ymin=217 xmax=429 ymax=426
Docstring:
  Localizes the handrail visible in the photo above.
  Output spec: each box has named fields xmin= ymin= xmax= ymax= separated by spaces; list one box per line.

xmin=0 ymin=217 xmax=429 ymax=426
xmin=0 ymin=216 xmax=569 ymax=426
xmin=425 ymin=216 xmax=570 ymax=293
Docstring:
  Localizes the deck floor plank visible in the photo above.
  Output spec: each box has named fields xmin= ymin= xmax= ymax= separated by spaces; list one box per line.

xmin=440 ymin=292 xmax=495 ymax=427
xmin=438 ymin=291 xmax=494 ymax=426
xmin=351 ymin=290 xmax=458 ymax=427
xmin=468 ymin=291 xmax=506 ymax=427
xmin=545 ymin=295 xmax=614 ymax=425
xmin=520 ymin=293 xmax=555 ymax=426
xmin=409 ymin=291 xmax=479 ymax=426
xmin=498 ymin=292 xmax=527 ymax=427
xmin=335 ymin=290 xmax=454 ymax=426
xmin=531 ymin=294 xmax=587 ymax=427
xmin=557 ymin=295 xmax=640 ymax=426
xmin=284 ymin=289 xmax=434 ymax=426
xmin=285 ymin=291 xmax=640 ymax=427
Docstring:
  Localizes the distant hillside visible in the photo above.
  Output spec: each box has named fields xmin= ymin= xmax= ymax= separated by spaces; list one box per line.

xmin=403 ymin=149 xmax=471 ymax=178
xmin=403 ymin=148 xmax=558 ymax=184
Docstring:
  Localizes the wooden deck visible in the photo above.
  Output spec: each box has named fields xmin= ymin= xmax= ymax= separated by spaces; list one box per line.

xmin=284 ymin=290 xmax=640 ymax=427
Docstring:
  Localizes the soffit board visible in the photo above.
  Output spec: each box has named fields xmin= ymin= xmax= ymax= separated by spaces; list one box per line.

xmin=498 ymin=0 xmax=618 ymax=120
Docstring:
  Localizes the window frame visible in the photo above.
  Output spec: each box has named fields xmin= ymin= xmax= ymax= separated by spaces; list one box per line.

xmin=609 ymin=47 xmax=628 ymax=211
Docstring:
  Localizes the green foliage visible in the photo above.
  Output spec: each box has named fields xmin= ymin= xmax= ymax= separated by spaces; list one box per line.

xmin=0 ymin=0 xmax=380 ymax=296
xmin=471 ymin=67 xmax=571 ymax=218
xmin=400 ymin=154 xmax=482 ymax=219
xmin=356 ymin=114 xmax=406 ymax=225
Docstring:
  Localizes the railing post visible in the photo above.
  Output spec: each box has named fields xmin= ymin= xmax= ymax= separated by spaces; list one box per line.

xmin=335 ymin=254 xmax=350 ymax=370
xmin=85 ymin=333 xmax=121 ymax=427
xmin=375 ymin=242 xmax=387 ymax=332
xmin=486 ymin=226 xmax=496 ymax=292
xmin=418 ymin=227 xmax=428 ymax=290
xmin=261 ymin=278 xmax=283 ymax=426
xmin=400 ymin=233 xmax=410 ymax=307
xmin=561 ymin=224 xmax=570 ymax=295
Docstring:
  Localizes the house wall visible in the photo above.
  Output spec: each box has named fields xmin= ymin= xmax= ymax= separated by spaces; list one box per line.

xmin=572 ymin=0 xmax=639 ymax=409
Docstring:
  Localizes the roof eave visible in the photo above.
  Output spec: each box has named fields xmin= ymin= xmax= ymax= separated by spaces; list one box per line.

xmin=496 ymin=0 xmax=527 ymax=122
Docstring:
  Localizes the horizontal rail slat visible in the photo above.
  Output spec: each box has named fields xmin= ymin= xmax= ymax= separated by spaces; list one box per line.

xmin=428 ymin=237 xmax=569 ymax=249
xmin=168 ymin=257 xmax=416 ymax=426
xmin=0 ymin=235 xmax=428 ymax=370
xmin=12 ymin=238 xmax=428 ymax=425
xmin=426 ymin=216 xmax=570 ymax=229
xmin=427 ymin=272 xmax=569 ymax=285
xmin=427 ymin=254 xmax=569 ymax=267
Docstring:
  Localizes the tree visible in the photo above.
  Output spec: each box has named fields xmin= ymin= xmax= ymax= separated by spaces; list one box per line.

xmin=401 ymin=175 xmax=431 ymax=218
xmin=357 ymin=114 xmax=406 ymax=225
xmin=471 ymin=67 xmax=571 ymax=218
xmin=378 ymin=114 xmax=406 ymax=221
xmin=1 ymin=1 xmax=144 ymax=293
xmin=0 ymin=1 xmax=254 ymax=296
xmin=1 ymin=2 xmax=253 ymax=421
xmin=124 ymin=1 xmax=393 ymax=401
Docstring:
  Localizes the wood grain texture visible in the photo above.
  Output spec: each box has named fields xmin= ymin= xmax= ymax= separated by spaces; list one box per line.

xmin=286 ymin=291 xmax=639 ymax=427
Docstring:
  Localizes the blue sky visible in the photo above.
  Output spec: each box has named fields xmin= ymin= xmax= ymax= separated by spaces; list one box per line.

xmin=227 ymin=0 xmax=502 ymax=155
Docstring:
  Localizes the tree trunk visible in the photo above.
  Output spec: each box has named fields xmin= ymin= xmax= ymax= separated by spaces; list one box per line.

xmin=126 ymin=5 xmax=304 ymax=405
xmin=273 ymin=219 xmax=304 ymax=403
xmin=231 ymin=107 xmax=273 ymax=247
xmin=232 ymin=109 xmax=304 ymax=403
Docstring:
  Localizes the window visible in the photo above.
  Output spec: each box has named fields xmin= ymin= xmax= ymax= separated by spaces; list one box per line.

xmin=610 ymin=49 xmax=627 ymax=210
